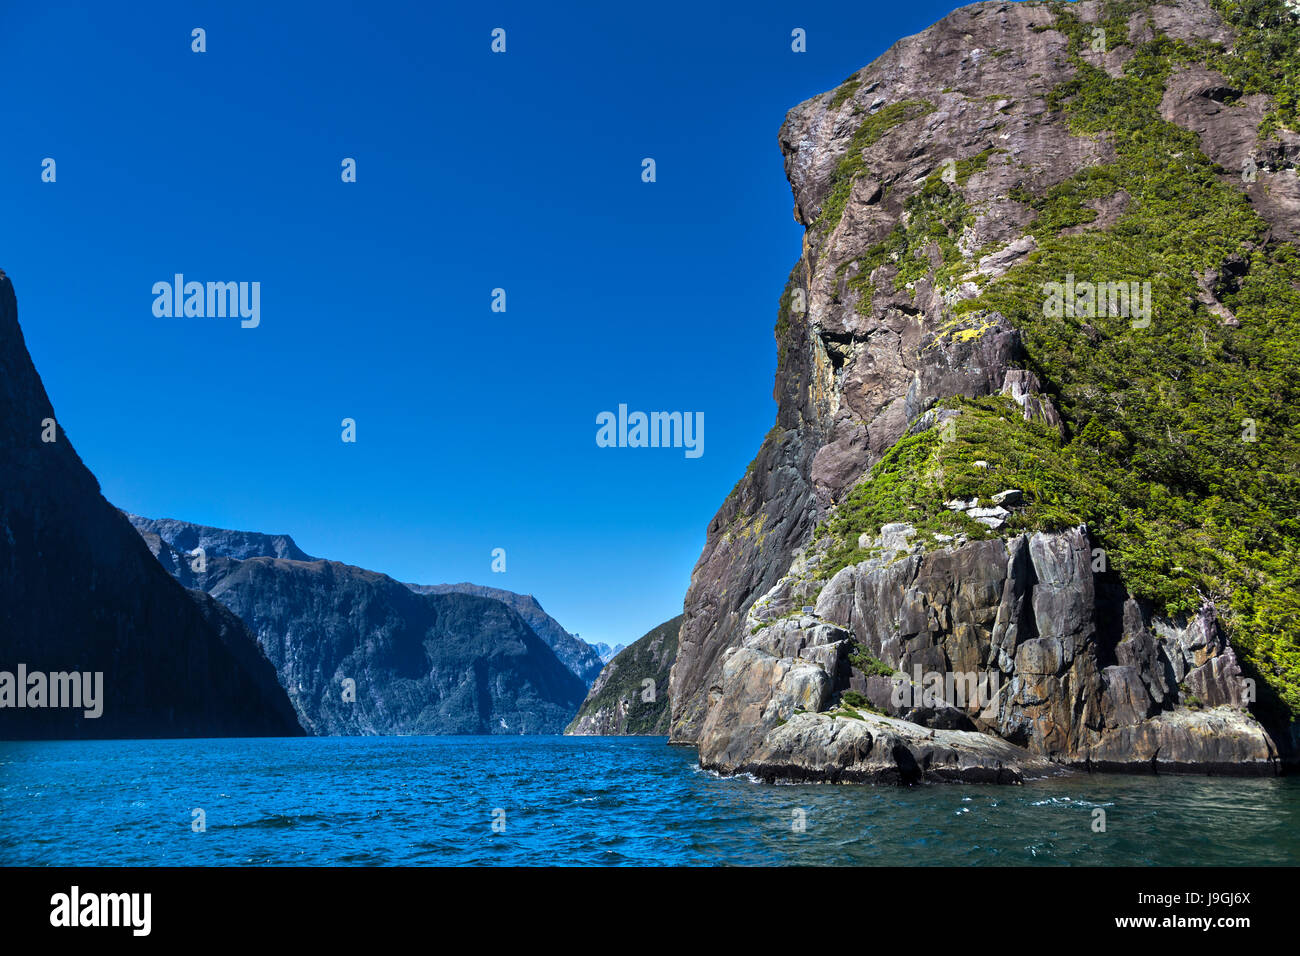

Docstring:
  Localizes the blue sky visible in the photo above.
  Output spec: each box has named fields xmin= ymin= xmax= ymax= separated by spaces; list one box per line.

xmin=2 ymin=0 xmax=968 ymax=647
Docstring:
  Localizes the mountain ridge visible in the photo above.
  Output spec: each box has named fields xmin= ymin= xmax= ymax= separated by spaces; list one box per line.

xmin=130 ymin=513 xmax=604 ymax=686
xmin=130 ymin=515 xmax=590 ymax=733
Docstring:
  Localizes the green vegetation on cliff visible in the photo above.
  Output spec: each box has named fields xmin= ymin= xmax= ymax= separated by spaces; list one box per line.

xmin=815 ymin=396 xmax=1111 ymax=574
xmin=816 ymin=99 xmax=936 ymax=230
xmin=814 ymin=0 xmax=1300 ymax=720
xmin=847 ymin=174 xmax=975 ymax=310
xmin=565 ymin=615 xmax=682 ymax=735
xmin=1207 ymin=0 xmax=1300 ymax=132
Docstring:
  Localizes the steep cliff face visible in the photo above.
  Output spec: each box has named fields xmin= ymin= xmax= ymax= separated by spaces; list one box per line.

xmin=0 ymin=274 xmax=302 ymax=739
xmin=132 ymin=517 xmax=588 ymax=733
xmin=702 ymin=527 xmax=1276 ymax=780
xmin=566 ymin=615 xmax=681 ymax=735
xmin=671 ymin=0 xmax=1300 ymax=778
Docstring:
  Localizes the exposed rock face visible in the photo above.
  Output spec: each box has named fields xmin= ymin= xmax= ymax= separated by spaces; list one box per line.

xmin=1000 ymin=370 xmax=1062 ymax=430
xmin=0 ymin=274 xmax=302 ymax=739
xmin=670 ymin=0 xmax=1071 ymax=745
xmin=698 ymin=526 xmax=1277 ymax=779
xmin=410 ymin=582 xmax=605 ymax=685
xmin=1159 ymin=62 xmax=1300 ymax=242
xmin=127 ymin=514 xmax=314 ymax=562
xmin=566 ymin=615 xmax=681 ymax=735
xmin=710 ymin=711 xmax=1057 ymax=785
xmin=132 ymin=520 xmax=588 ymax=734
xmin=671 ymin=0 xmax=1294 ymax=779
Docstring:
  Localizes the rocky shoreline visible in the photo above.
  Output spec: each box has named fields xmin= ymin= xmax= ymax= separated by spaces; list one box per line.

xmin=695 ymin=524 xmax=1281 ymax=784
xmin=709 ymin=710 xmax=1060 ymax=785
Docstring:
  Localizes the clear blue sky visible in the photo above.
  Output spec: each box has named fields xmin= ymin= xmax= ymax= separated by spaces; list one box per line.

xmin=2 ymin=0 xmax=968 ymax=647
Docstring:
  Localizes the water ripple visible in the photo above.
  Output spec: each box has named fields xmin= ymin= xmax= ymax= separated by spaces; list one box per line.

xmin=0 ymin=736 xmax=1296 ymax=866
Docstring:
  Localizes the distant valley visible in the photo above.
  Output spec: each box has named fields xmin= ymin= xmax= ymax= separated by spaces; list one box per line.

xmin=0 ymin=263 xmax=651 ymax=741
xmin=129 ymin=514 xmax=604 ymax=735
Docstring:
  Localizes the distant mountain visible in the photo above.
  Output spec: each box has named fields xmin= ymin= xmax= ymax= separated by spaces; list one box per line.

xmin=409 ymin=583 xmax=604 ymax=685
xmin=128 ymin=515 xmax=603 ymax=689
xmin=208 ymin=559 xmax=586 ymax=734
xmin=590 ymin=642 xmax=627 ymax=665
xmin=566 ymin=616 xmax=681 ymax=736
xmin=127 ymin=514 xmax=313 ymax=562
xmin=0 ymin=272 xmax=302 ymax=740
xmin=133 ymin=518 xmax=588 ymax=733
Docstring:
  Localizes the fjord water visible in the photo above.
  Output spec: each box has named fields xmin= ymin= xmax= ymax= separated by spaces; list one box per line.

xmin=2 ymin=736 xmax=1297 ymax=866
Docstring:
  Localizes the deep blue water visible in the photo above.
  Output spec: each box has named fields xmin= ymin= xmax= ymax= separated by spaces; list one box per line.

xmin=1 ymin=736 xmax=1297 ymax=866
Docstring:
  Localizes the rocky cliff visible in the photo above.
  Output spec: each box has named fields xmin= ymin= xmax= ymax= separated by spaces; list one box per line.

xmin=133 ymin=517 xmax=588 ymax=733
xmin=566 ymin=615 xmax=681 ymax=735
xmin=128 ymin=514 xmax=314 ymax=562
xmin=670 ymin=0 xmax=1300 ymax=781
xmin=0 ymin=273 xmax=303 ymax=739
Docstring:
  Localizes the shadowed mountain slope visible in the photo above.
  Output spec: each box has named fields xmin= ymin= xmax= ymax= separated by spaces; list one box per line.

xmin=0 ymin=272 xmax=302 ymax=739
